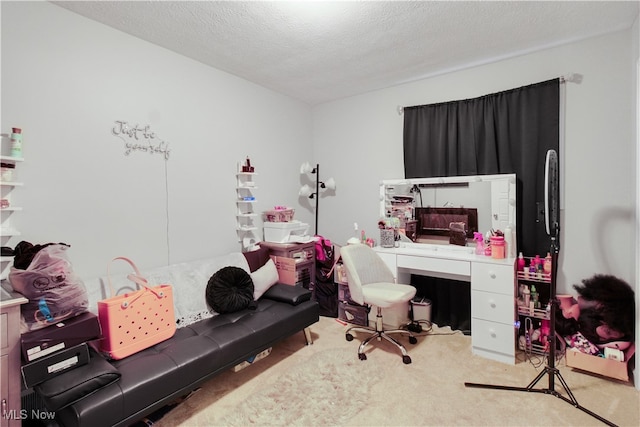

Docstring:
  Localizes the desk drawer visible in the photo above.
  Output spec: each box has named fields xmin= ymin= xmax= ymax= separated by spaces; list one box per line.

xmin=397 ymin=255 xmax=470 ymax=277
xmin=471 ymin=318 xmax=515 ymax=356
xmin=471 ymin=262 xmax=514 ymax=294
xmin=471 ymin=290 xmax=514 ymax=324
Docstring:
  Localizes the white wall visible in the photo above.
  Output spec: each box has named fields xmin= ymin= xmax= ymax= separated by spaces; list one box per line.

xmin=1 ymin=1 xmax=314 ymax=279
xmin=313 ymin=29 xmax=637 ymax=296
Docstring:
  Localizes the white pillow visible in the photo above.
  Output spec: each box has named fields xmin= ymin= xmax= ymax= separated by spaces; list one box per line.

xmin=251 ymin=258 xmax=279 ymax=300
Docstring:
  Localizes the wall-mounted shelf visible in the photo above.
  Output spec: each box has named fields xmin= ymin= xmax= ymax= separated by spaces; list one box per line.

xmin=1 ymin=153 xmax=24 ymax=284
xmin=0 ymin=155 xmax=24 ymax=162
xmin=236 ymin=169 xmax=260 ymax=251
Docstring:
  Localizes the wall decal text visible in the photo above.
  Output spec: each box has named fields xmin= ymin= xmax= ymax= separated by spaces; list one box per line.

xmin=112 ymin=121 xmax=171 ymax=160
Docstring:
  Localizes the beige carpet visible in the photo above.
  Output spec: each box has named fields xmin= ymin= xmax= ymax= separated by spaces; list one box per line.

xmin=156 ymin=317 xmax=639 ymax=426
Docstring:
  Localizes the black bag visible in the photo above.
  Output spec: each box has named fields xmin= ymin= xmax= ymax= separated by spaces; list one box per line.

xmin=314 ymin=236 xmax=338 ymax=317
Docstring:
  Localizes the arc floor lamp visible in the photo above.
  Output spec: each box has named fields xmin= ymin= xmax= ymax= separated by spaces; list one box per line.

xmin=299 ymin=162 xmax=336 ymax=236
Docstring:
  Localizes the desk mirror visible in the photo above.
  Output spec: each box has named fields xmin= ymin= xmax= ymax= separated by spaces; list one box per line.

xmin=379 ymin=174 xmax=516 ymax=245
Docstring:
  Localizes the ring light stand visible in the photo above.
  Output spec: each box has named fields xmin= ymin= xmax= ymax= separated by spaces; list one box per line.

xmin=464 ymin=150 xmax=616 ymax=427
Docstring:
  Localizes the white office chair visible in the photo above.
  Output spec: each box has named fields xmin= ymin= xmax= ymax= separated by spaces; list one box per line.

xmin=340 ymin=243 xmax=418 ymax=364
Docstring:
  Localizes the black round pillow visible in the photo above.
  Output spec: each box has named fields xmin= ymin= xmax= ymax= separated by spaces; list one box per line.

xmin=206 ymin=266 xmax=255 ymax=314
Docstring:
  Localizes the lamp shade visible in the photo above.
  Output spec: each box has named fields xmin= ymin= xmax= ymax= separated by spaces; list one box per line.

xmin=323 ymin=177 xmax=336 ymax=191
xmin=299 ymin=184 xmax=314 ymax=198
xmin=300 ymin=162 xmax=314 ymax=175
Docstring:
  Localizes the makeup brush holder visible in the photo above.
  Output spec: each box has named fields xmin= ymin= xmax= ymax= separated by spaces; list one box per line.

xmin=380 ymin=229 xmax=395 ymax=248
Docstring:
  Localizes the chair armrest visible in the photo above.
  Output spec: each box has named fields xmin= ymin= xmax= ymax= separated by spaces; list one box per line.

xmin=262 ymin=283 xmax=312 ymax=306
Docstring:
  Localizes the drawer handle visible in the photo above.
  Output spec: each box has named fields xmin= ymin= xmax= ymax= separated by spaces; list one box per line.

xmin=489 ymin=329 xmax=497 ymax=338
xmin=489 ymin=271 xmax=496 ymax=279
xmin=489 ymin=300 xmax=496 ymax=308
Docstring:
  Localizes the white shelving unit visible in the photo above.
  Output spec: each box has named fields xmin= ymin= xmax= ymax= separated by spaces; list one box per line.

xmin=236 ymin=170 xmax=260 ymax=251
xmin=1 ymin=155 xmax=24 ymax=281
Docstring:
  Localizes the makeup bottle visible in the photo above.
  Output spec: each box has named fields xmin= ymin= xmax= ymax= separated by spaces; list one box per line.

xmin=10 ymin=127 xmax=22 ymax=157
xmin=543 ymin=253 xmax=552 ymax=275
xmin=522 ymin=285 xmax=531 ymax=307
xmin=530 ymin=285 xmax=539 ymax=309
xmin=517 ymin=252 xmax=525 ymax=271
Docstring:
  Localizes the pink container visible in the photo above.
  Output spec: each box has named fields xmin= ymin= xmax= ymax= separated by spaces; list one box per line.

xmin=490 ymin=236 xmax=505 ymax=259
xmin=264 ymin=207 xmax=295 ymax=222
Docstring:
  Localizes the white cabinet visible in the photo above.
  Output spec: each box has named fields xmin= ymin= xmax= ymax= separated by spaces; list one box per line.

xmin=236 ymin=171 xmax=260 ymax=251
xmin=470 ymin=261 xmax=516 ymax=364
xmin=1 ymin=284 xmax=28 ymax=426
xmin=1 ymin=155 xmax=24 ymax=281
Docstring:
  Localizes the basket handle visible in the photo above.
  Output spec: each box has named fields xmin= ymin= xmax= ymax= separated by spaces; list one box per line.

xmin=107 ymin=257 xmax=166 ymax=308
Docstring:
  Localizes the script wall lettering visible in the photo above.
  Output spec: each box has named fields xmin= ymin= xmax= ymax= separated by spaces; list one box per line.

xmin=112 ymin=121 xmax=171 ymax=160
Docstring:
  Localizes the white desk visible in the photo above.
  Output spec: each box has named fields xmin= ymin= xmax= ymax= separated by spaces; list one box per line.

xmin=374 ymin=243 xmax=516 ymax=364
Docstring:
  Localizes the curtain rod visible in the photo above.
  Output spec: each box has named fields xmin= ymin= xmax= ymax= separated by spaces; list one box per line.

xmin=397 ymin=73 xmax=582 ymax=115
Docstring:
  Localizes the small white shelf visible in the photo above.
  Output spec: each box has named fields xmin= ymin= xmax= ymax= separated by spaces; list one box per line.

xmin=0 ymin=230 xmax=21 ymax=237
xmin=0 ymin=256 xmax=13 ymax=262
xmin=236 ymin=164 xmax=260 ymax=251
xmin=0 ymin=182 xmax=23 ymax=187
xmin=0 ymin=155 xmax=24 ymax=163
xmin=0 ymin=207 xmax=22 ymax=212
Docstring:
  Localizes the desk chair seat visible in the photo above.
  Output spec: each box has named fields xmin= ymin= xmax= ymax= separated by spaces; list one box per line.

xmin=340 ymin=243 xmax=417 ymax=364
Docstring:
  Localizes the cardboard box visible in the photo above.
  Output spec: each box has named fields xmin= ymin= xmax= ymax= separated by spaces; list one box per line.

xmin=21 ymin=312 xmax=102 ymax=362
xmin=270 ymin=256 xmax=313 ymax=287
xmin=232 ymin=347 xmax=272 ymax=372
xmin=338 ymin=301 xmax=369 ymax=326
xmin=566 ymin=344 xmax=635 ymax=382
xmin=21 ymin=342 xmax=90 ymax=387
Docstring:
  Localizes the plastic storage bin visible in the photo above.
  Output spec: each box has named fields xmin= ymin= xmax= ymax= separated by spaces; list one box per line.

xmin=263 ymin=221 xmax=309 ymax=243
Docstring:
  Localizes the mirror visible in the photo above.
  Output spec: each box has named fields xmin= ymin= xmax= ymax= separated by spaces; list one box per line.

xmin=379 ymin=174 xmax=516 ymax=245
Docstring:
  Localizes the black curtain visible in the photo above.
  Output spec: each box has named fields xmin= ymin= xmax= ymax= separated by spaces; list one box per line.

xmin=403 ymin=79 xmax=559 ymax=331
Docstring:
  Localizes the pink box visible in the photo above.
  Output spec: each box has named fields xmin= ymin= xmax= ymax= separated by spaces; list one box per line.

xmin=264 ymin=208 xmax=295 ymax=222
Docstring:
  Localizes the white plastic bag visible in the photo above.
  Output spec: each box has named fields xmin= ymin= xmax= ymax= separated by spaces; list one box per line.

xmin=9 ymin=244 xmax=88 ymax=331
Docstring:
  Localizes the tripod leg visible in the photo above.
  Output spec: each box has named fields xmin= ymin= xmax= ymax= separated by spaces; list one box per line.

xmin=525 ymin=366 xmax=551 ymax=390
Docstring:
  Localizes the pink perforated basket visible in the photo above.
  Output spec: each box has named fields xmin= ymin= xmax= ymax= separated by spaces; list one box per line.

xmin=97 ymin=257 xmax=176 ymax=360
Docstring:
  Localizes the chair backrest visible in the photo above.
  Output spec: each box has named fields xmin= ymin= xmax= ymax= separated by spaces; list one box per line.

xmin=339 ymin=244 xmax=395 ymax=306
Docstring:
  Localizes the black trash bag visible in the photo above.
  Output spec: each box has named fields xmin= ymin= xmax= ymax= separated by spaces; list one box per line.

xmin=314 ymin=236 xmax=338 ymax=317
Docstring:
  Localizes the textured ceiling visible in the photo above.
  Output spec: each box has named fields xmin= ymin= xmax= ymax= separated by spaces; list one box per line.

xmin=51 ymin=1 xmax=639 ymax=105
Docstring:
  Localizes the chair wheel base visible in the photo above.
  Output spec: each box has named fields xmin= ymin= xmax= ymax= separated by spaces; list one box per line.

xmin=358 ymin=353 xmax=367 ymax=361
xmin=346 ymin=333 xmax=354 ymax=342
xmin=403 ymin=355 xmax=412 ymax=364
xmin=409 ymin=336 xmax=418 ymax=345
